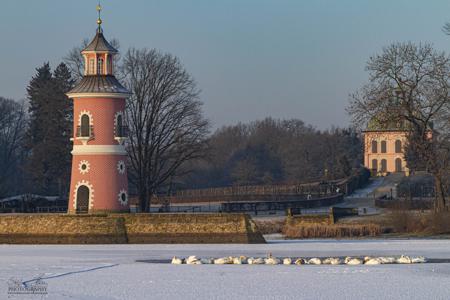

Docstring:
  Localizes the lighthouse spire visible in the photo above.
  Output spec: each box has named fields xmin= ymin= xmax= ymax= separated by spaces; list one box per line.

xmin=96 ymin=3 xmax=103 ymax=33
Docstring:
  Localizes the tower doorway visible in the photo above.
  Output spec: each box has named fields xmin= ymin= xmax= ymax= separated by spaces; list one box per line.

xmin=76 ymin=185 xmax=90 ymax=213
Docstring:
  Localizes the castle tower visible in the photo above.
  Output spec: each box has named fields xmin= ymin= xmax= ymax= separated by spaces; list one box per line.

xmin=67 ymin=5 xmax=131 ymax=213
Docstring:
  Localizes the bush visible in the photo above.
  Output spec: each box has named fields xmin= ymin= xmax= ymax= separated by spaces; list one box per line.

xmin=254 ymin=219 xmax=285 ymax=234
xmin=283 ymin=223 xmax=382 ymax=239
xmin=387 ymin=210 xmax=450 ymax=235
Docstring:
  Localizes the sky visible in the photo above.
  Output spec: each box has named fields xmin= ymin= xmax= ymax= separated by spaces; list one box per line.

xmin=1 ymin=0 xmax=450 ymax=130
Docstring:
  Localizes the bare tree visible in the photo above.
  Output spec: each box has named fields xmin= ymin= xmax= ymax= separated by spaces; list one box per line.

xmin=443 ymin=22 xmax=450 ymax=36
xmin=348 ymin=42 xmax=450 ymax=211
xmin=121 ymin=48 xmax=210 ymax=212
xmin=0 ymin=97 xmax=26 ymax=197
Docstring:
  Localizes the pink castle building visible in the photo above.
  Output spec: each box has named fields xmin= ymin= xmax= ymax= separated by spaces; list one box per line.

xmin=67 ymin=6 xmax=131 ymax=213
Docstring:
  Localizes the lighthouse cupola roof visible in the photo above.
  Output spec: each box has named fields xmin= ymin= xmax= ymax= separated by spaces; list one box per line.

xmin=82 ymin=4 xmax=118 ymax=54
xmin=82 ymin=31 xmax=118 ymax=54
xmin=66 ymin=3 xmax=130 ymax=98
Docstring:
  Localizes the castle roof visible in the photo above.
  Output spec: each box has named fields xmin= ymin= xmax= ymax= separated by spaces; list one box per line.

xmin=364 ymin=117 xmax=410 ymax=132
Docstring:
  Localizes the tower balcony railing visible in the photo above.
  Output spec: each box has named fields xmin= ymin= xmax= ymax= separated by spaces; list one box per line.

xmin=75 ymin=125 xmax=95 ymax=145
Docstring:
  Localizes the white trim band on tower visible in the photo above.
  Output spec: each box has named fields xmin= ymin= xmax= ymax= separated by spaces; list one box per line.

xmin=67 ymin=92 xmax=131 ymax=99
xmin=72 ymin=145 xmax=127 ymax=155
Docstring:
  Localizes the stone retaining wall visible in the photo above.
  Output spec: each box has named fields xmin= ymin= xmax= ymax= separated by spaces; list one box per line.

xmin=0 ymin=213 xmax=265 ymax=244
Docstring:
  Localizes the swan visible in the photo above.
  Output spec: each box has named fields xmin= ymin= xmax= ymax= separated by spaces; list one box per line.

xmin=307 ymin=258 xmax=322 ymax=265
xmin=283 ymin=258 xmax=292 ymax=265
xmin=364 ymin=258 xmax=381 ymax=265
xmin=264 ymin=253 xmax=280 ymax=265
xmin=265 ymin=257 xmax=281 ymax=265
xmin=363 ymin=256 xmax=373 ymax=263
xmin=186 ymin=256 xmax=202 ymax=265
xmin=378 ymin=256 xmax=396 ymax=264
xmin=171 ymin=256 xmax=183 ymax=264
xmin=294 ymin=258 xmax=306 ymax=265
xmin=323 ymin=257 xmax=342 ymax=265
xmin=233 ymin=257 xmax=243 ymax=264
xmin=345 ymin=257 xmax=363 ymax=265
xmin=397 ymin=255 xmax=412 ymax=264
xmin=214 ymin=257 xmax=233 ymax=265
xmin=411 ymin=256 xmax=427 ymax=263
xmin=248 ymin=257 xmax=265 ymax=265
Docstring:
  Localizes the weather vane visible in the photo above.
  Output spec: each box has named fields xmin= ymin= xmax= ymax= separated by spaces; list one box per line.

xmin=96 ymin=2 xmax=103 ymax=31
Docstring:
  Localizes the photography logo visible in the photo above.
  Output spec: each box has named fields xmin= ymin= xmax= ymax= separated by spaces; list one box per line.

xmin=7 ymin=275 xmax=48 ymax=295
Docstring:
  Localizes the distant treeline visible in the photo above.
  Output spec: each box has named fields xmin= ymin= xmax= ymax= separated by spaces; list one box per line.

xmin=176 ymin=118 xmax=363 ymax=191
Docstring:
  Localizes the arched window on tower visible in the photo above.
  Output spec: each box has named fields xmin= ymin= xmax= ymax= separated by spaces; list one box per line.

xmin=116 ymin=114 xmax=123 ymax=137
xmin=80 ymin=114 xmax=90 ymax=137
xmin=395 ymin=140 xmax=402 ymax=153
xmin=381 ymin=141 xmax=387 ymax=153
xmin=108 ymin=55 xmax=113 ymax=74
xmin=89 ymin=59 xmax=95 ymax=74
xmin=371 ymin=140 xmax=378 ymax=153
xmin=97 ymin=58 xmax=104 ymax=75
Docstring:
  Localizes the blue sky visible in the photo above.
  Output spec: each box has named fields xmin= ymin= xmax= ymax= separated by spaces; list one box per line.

xmin=1 ymin=0 xmax=450 ymax=129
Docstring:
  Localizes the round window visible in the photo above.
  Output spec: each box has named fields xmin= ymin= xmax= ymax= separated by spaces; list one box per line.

xmin=118 ymin=189 xmax=128 ymax=206
xmin=78 ymin=160 xmax=90 ymax=174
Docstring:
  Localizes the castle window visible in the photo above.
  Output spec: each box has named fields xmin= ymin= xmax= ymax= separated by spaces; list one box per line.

xmin=371 ymin=140 xmax=378 ymax=153
xmin=380 ymin=159 xmax=387 ymax=172
xmin=97 ymin=58 xmax=104 ymax=75
xmin=371 ymin=159 xmax=378 ymax=171
xmin=395 ymin=140 xmax=402 ymax=153
xmin=381 ymin=141 xmax=387 ymax=153
xmin=395 ymin=158 xmax=402 ymax=172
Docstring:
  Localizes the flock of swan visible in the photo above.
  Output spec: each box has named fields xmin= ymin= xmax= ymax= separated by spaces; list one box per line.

xmin=171 ymin=253 xmax=427 ymax=265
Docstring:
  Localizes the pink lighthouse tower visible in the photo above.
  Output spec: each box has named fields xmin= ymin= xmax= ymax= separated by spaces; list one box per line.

xmin=67 ymin=5 xmax=130 ymax=213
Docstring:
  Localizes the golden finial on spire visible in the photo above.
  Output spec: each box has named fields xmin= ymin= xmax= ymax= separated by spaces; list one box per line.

xmin=96 ymin=3 xmax=103 ymax=29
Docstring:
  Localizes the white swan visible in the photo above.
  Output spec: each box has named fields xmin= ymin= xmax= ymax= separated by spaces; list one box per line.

xmin=248 ymin=257 xmax=265 ymax=265
xmin=411 ymin=256 xmax=427 ymax=263
xmin=265 ymin=257 xmax=281 ymax=265
xmin=378 ymin=256 xmax=396 ymax=264
xmin=283 ymin=258 xmax=292 ymax=265
xmin=233 ymin=257 xmax=243 ymax=264
xmin=397 ymin=255 xmax=412 ymax=264
xmin=345 ymin=257 xmax=363 ymax=265
xmin=323 ymin=257 xmax=342 ymax=265
xmin=364 ymin=258 xmax=381 ymax=265
xmin=294 ymin=258 xmax=306 ymax=265
xmin=186 ymin=256 xmax=202 ymax=265
xmin=307 ymin=258 xmax=322 ymax=265
xmin=214 ymin=257 xmax=233 ymax=265
xmin=171 ymin=256 xmax=183 ymax=264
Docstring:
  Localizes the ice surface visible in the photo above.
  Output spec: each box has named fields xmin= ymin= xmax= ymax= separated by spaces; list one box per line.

xmin=1 ymin=239 xmax=450 ymax=299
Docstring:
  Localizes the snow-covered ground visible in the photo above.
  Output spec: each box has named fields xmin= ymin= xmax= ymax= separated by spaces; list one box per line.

xmin=1 ymin=239 xmax=450 ymax=299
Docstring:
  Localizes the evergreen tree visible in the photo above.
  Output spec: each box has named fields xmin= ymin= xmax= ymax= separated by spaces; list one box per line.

xmin=25 ymin=62 xmax=73 ymax=195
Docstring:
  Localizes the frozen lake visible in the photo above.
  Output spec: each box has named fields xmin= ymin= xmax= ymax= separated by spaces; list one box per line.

xmin=1 ymin=239 xmax=450 ymax=299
